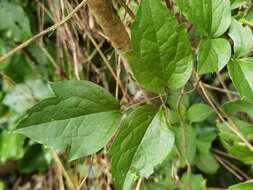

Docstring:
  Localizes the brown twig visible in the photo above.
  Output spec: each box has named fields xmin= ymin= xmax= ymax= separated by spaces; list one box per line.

xmin=87 ymin=0 xmax=131 ymax=53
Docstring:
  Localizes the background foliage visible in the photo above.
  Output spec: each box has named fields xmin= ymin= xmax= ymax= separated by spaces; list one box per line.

xmin=1 ymin=0 xmax=253 ymax=190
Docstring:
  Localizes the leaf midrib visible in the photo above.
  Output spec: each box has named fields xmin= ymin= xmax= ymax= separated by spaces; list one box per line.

xmin=20 ymin=109 xmax=121 ymax=128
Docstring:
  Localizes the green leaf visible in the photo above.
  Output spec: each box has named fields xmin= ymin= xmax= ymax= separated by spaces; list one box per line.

xmin=0 ymin=182 xmax=4 ymax=190
xmin=142 ymin=183 xmax=167 ymax=190
xmin=229 ymin=182 xmax=253 ymax=190
xmin=17 ymin=80 xmax=122 ymax=161
xmin=110 ymin=106 xmax=175 ymax=190
xmin=3 ymin=53 xmax=32 ymax=83
xmin=228 ymin=19 xmax=253 ymax=58
xmin=218 ymin=118 xmax=253 ymax=142
xmin=195 ymin=153 xmax=219 ymax=174
xmin=175 ymin=0 xmax=231 ymax=37
xmin=167 ymin=95 xmax=189 ymax=115
xmin=0 ymin=131 xmax=25 ymax=162
xmin=186 ymin=103 xmax=213 ymax=123
xmin=226 ymin=143 xmax=253 ymax=164
xmin=246 ymin=5 xmax=253 ymax=21
xmin=179 ymin=173 xmax=206 ymax=190
xmin=20 ymin=144 xmax=52 ymax=173
xmin=228 ymin=59 xmax=253 ymax=102
xmin=197 ymin=131 xmax=217 ymax=154
xmin=0 ymin=1 xmax=31 ymax=41
xmin=197 ymin=38 xmax=231 ymax=74
xmin=0 ymin=39 xmax=11 ymax=69
xmin=222 ymin=100 xmax=253 ymax=118
xmin=127 ymin=0 xmax=192 ymax=93
xmin=230 ymin=0 xmax=247 ymax=10
xmin=175 ymin=125 xmax=197 ymax=164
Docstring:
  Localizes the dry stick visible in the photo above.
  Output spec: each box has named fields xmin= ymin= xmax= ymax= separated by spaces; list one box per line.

xmin=52 ymin=150 xmax=75 ymax=190
xmin=214 ymin=154 xmax=244 ymax=181
xmin=212 ymin=148 xmax=241 ymax=161
xmin=221 ymin=156 xmax=251 ymax=180
xmin=38 ymin=43 xmax=58 ymax=68
xmin=135 ymin=178 xmax=142 ymax=190
xmin=0 ymin=0 xmax=88 ymax=64
xmin=202 ymin=83 xmax=239 ymax=96
xmin=115 ymin=55 xmax=122 ymax=100
xmin=86 ymin=32 xmax=125 ymax=94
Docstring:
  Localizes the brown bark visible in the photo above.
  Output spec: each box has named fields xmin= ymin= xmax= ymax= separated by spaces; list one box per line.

xmin=0 ymin=161 xmax=18 ymax=176
xmin=87 ymin=0 xmax=131 ymax=53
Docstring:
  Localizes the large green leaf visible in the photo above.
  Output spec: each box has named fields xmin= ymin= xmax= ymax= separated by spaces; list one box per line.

xmin=197 ymin=38 xmax=231 ymax=74
xmin=127 ymin=0 xmax=192 ymax=94
xmin=228 ymin=19 xmax=253 ymax=58
xmin=229 ymin=182 xmax=253 ymax=190
xmin=228 ymin=59 xmax=253 ymax=102
xmin=175 ymin=0 xmax=231 ymax=37
xmin=0 ymin=1 xmax=31 ymax=41
xmin=17 ymin=80 xmax=122 ymax=161
xmin=110 ymin=105 xmax=174 ymax=190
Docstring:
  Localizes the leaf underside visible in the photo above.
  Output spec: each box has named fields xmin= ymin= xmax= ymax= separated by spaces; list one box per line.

xmin=17 ymin=80 xmax=122 ymax=161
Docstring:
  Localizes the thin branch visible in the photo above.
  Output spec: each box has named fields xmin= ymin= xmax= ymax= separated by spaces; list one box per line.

xmin=52 ymin=150 xmax=75 ymax=190
xmin=117 ymin=0 xmax=135 ymax=19
xmin=135 ymin=178 xmax=142 ymax=190
xmin=0 ymin=0 xmax=88 ymax=63
xmin=202 ymin=83 xmax=239 ymax=96
xmin=214 ymin=154 xmax=244 ymax=181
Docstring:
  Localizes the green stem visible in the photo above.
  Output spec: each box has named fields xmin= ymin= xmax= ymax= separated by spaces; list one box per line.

xmin=240 ymin=18 xmax=253 ymax=27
